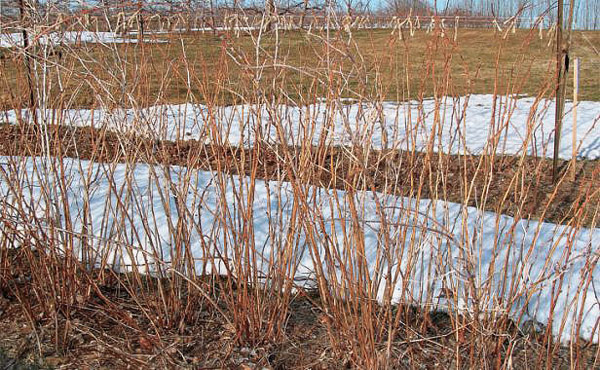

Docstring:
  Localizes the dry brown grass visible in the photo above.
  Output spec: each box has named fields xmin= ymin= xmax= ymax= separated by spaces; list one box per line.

xmin=1 ymin=28 xmax=599 ymax=109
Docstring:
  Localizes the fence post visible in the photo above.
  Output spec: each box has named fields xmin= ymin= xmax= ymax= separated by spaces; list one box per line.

xmin=454 ymin=16 xmax=459 ymax=42
xmin=18 ymin=0 xmax=36 ymax=118
xmin=552 ymin=0 xmax=565 ymax=182
xmin=571 ymin=58 xmax=579 ymax=179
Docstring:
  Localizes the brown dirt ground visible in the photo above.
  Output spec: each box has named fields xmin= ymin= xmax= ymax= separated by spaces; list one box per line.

xmin=0 ymin=123 xmax=597 ymax=228
xmin=0 ymin=249 xmax=599 ymax=369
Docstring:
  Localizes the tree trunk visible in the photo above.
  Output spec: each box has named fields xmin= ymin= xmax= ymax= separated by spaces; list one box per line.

xmin=265 ymin=0 xmax=275 ymax=32
xmin=299 ymin=0 xmax=309 ymax=29
xmin=138 ymin=1 xmax=144 ymax=42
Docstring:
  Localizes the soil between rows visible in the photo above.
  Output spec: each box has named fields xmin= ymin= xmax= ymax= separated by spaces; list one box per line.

xmin=0 ymin=248 xmax=599 ymax=369
xmin=0 ymin=123 xmax=597 ymax=228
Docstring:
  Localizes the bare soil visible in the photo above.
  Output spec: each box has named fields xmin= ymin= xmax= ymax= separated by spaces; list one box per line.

xmin=1 ymin=249 xmax=599 ymax=369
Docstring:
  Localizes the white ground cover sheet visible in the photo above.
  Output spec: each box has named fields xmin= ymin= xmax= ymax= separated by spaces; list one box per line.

xmin=0 ymin=31 xmax=159 ymax=47
xmin=4 ymin=94 xmax=599 ymax=159
xmin=130 ymin=27 xmax=260 ymax=35
xmin=0 ymin=156 xmax=598 ymax=343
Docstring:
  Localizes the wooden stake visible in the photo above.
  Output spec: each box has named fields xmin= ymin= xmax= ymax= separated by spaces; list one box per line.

xmin=571 ymin=58 xmax=579 ymax=179
xmin=18 ymin=0 xmax=36 ymax=118
xmin=553 ymin=0 xmax=575 ymax=182
xmin=454 ymin=16 xmax=459 ymax=42
xmin=552 ymin=0 xmax=566 ymax=182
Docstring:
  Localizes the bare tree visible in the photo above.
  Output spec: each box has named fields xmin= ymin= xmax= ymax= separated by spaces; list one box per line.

xmin=265 ymin=0 xmax=275 ymax=31
xmin=384 ymin=0 xmax=429 ymax=15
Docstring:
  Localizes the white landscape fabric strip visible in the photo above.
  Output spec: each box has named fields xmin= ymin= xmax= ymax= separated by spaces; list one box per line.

xmin=0 ymin=156 xmax=598 ymax=343
xmin=130 ymin=27 xmax=261 ymax=35
xmin=5 ymin=95 xmax=599 ymax=159
xmin=0 ymin=31 xmax=161 ymax=47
